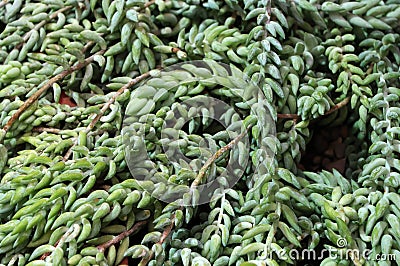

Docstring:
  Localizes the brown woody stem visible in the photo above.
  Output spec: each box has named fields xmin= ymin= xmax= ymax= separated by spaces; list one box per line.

xmin=0 ymin=0 xmax=7 ymax=8
xmin=82 ymin=33 xmax=105 ymax=53
xmin=263 ymin=0 xmax=272 ymax=39
xmin=1 ymin=50 xmax=105 ymax=140
xmin=97 ymin=220 xmax=148 ymax=253
xmin=277 ymin=113 xmax=300 ymax=119
xmin=191 ymin=125 xmax=251 ymax=189
xmin=16 ymin=6 xmax=73 ymax=50
xmin=32 ymin=127 xmax=110 ymax=136
xmin=142 ymin=0 xmax=156 ymax=9
xmin=277 ymin=96 xmax=350 ymax=120
xmin=140 ymin=125 xmax=251 ymax=266
xmin=32 ymin=127 xmax=62 ymax=134
xmin=62 ymin=69 xmax=154 ymax=161
xmin=171 ymin=47 xmax=181 ymax=53
xmin=324 ymin=96 xmax=350 ymax=116
xmin=139 ymin=214 xmax=175 ymax=266
xmin=40 ymin=224 xmax=78 ymax=260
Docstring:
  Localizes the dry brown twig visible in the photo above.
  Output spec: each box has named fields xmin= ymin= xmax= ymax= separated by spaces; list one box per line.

xmin=62 ymin=69 xmax=156 ymax=161
xmin=263 ymin=0 xmax=272 ymax=39
xmin=32 ymin=127 xmax=62 ymax=134
xmin=277 ymin=96 xmax=350 ymax=120
xmin=142 ymin=0 xmax=156 ymax=9
xmin=83 ymin=41 xmax=97 ymax=54
xmin=277 ymin=113 xmax=300 ymax=119
xmin=15 ymin=6 xmax=73 ymax=50
xmin=32 ymin=127 xmax=111 ymax=137
xmin=191 ymin=125 xmax=252 ymax=189
xmin=1 ymin=50 xmax=105 ymax=141
xmin=97 ymin=220 xmax=148 ymax=253
xmin=138 ymin=214 xmax=175 ymax=265
xmin=82 ymin=33 xmax=105 ymax=53
xmin=40 ymin=224 xmax=80 ymax=260
xmin=38 ymin=221 xmax=147 ymax=260
xmin=0 ymin=0 xmax=8 ymax=8
xmin=324 ymin=96 xmax=350 ymax=116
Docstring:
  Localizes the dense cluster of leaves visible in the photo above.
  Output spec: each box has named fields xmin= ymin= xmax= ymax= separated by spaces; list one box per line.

xmin=0 ymin=0 xmax=400 ymax=265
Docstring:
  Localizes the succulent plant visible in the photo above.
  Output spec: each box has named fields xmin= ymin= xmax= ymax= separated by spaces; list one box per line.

xmin=0 ymin=0 xmax=399 ymax=265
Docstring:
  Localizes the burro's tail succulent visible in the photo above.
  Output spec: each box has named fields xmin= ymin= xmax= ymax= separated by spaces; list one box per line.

xmin=0 ymin=0 xmax=399 ymax=265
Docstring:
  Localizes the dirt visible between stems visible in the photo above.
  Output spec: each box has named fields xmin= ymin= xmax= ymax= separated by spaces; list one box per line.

xmin=298 ymin=125 xmax=348 ymax=175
